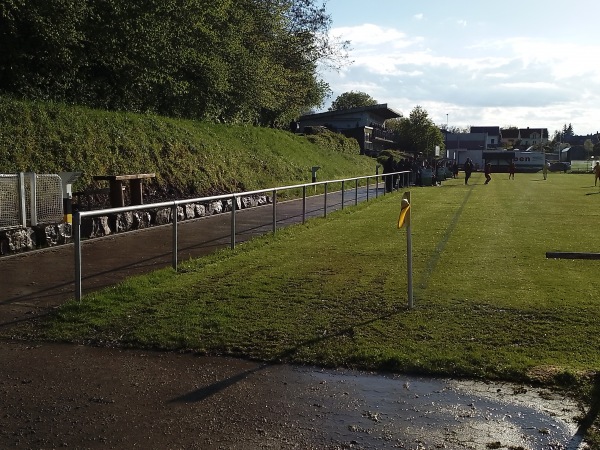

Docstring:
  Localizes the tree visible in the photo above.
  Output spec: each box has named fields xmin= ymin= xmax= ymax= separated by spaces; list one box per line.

xmin=0 ymin=0 xmax=348 ymax=126
xmin=329 ymin=91 xmax=377 ymax=111
xmin=393 ymin=106 xmax=444 ymax=158
xmin=584 ymin=139 xmax=594 ymax=160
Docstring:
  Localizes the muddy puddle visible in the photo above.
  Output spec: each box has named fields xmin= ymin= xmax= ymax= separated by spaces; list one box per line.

xmin=294 ymin=367 xmax=585 ymax=449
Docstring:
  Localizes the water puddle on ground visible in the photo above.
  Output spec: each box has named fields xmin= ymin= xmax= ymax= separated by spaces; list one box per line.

xmin=299 ymin=367 xmax=584 ymax=449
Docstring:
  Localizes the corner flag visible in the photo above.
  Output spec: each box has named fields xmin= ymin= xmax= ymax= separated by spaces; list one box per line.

xmin=398 ymin=192 xmax=411 ymax=228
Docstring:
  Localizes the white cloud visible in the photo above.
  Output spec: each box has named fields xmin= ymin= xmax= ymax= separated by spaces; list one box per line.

xmin=323 ymin=23 xmax=600 ymax=134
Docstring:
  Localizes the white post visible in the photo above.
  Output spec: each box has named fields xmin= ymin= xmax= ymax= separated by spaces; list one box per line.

xmin=405 ymin=192 xmax=413 ymax=309
xmin=398 ymin=191 xmax=413 ymax=309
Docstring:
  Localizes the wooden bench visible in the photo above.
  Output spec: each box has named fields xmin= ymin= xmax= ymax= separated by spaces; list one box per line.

xmin=93 ymin=173 xmax=156 ymax=207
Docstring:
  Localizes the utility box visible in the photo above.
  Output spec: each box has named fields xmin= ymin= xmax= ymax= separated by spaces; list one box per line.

xmin=311 ymin=166 xmax=320 ymax=183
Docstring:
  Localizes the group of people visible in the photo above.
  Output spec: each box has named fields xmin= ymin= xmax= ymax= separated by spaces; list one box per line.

xmin=382 ymin=155 xmax=463 ymax=191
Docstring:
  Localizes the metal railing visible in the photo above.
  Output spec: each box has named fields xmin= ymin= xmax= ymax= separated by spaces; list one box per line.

xmin=73 ymin=171 xmax=411 ymax=301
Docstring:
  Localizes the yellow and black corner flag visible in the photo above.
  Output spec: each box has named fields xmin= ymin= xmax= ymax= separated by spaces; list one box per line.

xmin=398 ymin=192 xmax=411 ymax=228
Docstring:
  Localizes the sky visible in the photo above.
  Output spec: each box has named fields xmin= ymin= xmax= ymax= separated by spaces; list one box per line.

xmin=319 ymin=0 xmax=600 ymax=136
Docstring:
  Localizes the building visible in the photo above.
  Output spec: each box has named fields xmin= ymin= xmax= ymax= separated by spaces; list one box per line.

xmin=297 ymin=104 xmax=402 ymax=155
xmin=444 ymin=131 xmax=488 ymax=167
xmin=470 ymin=126 xmax=501 ymax=148
xmin=500 ymin=127 xmax=549 ymax=149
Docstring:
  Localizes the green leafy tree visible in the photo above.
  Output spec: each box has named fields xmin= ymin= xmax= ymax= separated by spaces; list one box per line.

xmin=0 ymin=0 xmax=347 ymax=125
xmin=329 ymin=91 xmax=377 ymax=111
xmin=584 ymin=139 xmax=594 ymax=159
xmin=0 ymin=0 xmax=88 ymax=100
xmin=394 ymin=106 xmax=444 ymax=158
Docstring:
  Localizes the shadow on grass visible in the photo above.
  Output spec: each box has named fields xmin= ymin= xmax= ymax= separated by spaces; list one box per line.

xmin=417 ymin=183 xmax=474 ymax=292
xmin=168 ymin=306 xmax=406 ymax=404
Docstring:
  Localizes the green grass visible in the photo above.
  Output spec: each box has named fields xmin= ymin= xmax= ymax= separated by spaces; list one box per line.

xmin=10 ymin=170 xmax=600 ymax=444
xmin=0 ymin=96 xmax=373 ymax=196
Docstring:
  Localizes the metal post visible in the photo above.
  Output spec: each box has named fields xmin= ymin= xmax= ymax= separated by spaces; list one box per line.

xmin=172 ymin=203 xmax=178 ymax=271
xmin=375 ymin=166 xmax=380 ymax=198
xmin=341 ymin=180 xmax=345 ymax=209
xmin=366 ymin=177 xmax=369 ymax=201
xmin=74 ymin=211 xmax=82 ymax=303
xmin=406 ymin=192 xmax=413 ymax=309
xmin=29 ymin=173 xmax=37 ymax=226
xmin=407 ymin=221 xmax=413 ymax=309
xmin=355 ymin=179 xmax=358 ymax=205
xmin=231 ymin=194 xmax=236 ymax=249
xmin=324 ymin=183 xmax=328 ymax=217
xmin=272 ymin=189 xmax=277 ymax=233
xmin=17 ymin=172 xmax=26 ymax=228
xmin=302 ymin=185 xmax=306 ymax=223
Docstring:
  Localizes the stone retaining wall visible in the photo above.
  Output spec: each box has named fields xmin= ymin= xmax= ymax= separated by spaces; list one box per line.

xmin=0 ymin=194 xmax=270 ymax=256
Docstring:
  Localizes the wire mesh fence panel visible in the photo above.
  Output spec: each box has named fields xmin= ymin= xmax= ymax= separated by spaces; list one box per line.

xmin=0 ymin=175 xmax=21 ymax=230
xmin=0 ymin=174 xmax=64 ymax=230
xmin=29 ymin=174 xmax=63 ymax=224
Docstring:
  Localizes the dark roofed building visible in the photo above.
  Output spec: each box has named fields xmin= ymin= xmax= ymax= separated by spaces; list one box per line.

xmin=297 ymin=104 xmax=402 ymax=155
xmin=470 ymin=126 xmax=501 ymax=148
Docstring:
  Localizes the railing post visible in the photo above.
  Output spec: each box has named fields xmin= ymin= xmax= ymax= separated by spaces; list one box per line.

xmin=17 ymin=172 xmax=26 ymax=228
xmin=366 ymin=177 xmax=369 ymax=202
xmin=375 ymin=174 xmax=378 ymax=198
xmin=302 ymin=185 xmax=306 ymax=224
xmin=29 ymin=172 xmax=38 ymax=226
xmin=272 ymin=189 xmax=277 ymax=233
xmin=172 ymin=203 xmax=178 ymax=271
xmin=231 ymin=194 xmax=236 ymax=249
xmin=324 ymin=183 xmax=328 ymax=217
xmin=341 ymin=180 xmax=345 ymax=210
xmin=355 ymin=179 xmax=358 ymax=205
xmin=74 ymin=211 xmax=82 ymax=303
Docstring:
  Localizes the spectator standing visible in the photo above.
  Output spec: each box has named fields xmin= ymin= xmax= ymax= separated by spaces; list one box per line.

xmin=508 ymin=161 xmax=515 ymax=180
xmin=383 ymin=155 xmax=395 ymax=192
xmin=594 ymin=162 xmax=600 ymax=186
xmin=464 ymin=158 xmax=474 ymax=185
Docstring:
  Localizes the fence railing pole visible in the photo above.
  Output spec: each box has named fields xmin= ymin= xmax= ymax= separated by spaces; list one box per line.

xmin=341 ymin=180 xmax=345 ymax=210
xmin=172 ymin=203 xmax=178 ymax=270
xmin=302 ymin=185 xmax=306 ymax=223
xmin=74 ymin=211 xmax=82 ymax=303
xmin=272 ymin=189 xmax=277 ymax=233
xmin=18 ymin=172 xmax=26 ymax=228
xmin=324 ymin=183 xmax=328 ymax=217
xmin=231 ymin=195 xmax=236 ymax=249
xmin=355 ymin=179 xmax=358 ymax=205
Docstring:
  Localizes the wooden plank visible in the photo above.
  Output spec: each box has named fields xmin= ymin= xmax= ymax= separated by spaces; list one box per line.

xmin=546 ymin=252 xmax=600 ymax=260
xmin=94 ymin=173 xmax=155 ymax=181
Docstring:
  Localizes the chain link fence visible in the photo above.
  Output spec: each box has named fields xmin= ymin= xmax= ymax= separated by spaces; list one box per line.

xmin=0 ymin=173 xmax=63 ymax=230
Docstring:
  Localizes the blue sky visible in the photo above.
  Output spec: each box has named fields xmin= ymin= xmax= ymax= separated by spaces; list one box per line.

xmin=320 ymin=0 xmax=600 ymax=135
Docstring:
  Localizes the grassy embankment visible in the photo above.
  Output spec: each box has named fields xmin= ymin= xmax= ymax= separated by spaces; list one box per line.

xmin=0 ymin=96 xmax=374 ymax=197
xmin=9 ymin=170 xmax=600 ymax=444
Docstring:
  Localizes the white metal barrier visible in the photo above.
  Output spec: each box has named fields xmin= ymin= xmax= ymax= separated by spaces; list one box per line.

xmin=0 ymin=173 xmax=63 ymax=230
